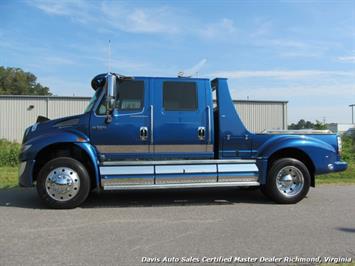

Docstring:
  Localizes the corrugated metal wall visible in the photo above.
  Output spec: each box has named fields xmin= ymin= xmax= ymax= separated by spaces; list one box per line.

xmin=234 ymin=100 xmax=288 ymax=133
xmin=0 ymin=96 xmax=89 ymax=142
xmin=0 ymin=96 xmax=287 ymax=142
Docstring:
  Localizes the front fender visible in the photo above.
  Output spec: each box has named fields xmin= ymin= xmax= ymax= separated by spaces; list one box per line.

xmin=257 ymin=135 xmax=338 ymax=174
xmin=20 ymin=129 xmax=90 ymax=161
xmin=74 ymin=142 xmax=100 ymax=187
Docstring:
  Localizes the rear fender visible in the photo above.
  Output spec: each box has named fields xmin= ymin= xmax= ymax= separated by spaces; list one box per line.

xmin=257 ymin=135 xmax=337 ymax=174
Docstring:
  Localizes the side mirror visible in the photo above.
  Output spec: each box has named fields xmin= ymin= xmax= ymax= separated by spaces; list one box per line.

xmin=105 ymin=73 xmax=117 ymax=123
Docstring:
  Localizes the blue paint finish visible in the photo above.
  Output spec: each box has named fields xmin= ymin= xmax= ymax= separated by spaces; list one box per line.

xmin=18 ymin=159 xmax=36 ymax=187
xmin=212 ymin=77 xmax=347 ymax=177
xmin=90 ymin=77 xmax=151 ymax=160
xmin=333 ymin=161 xmax=348 ymax=172
xmin=213 ymin=78 xmax=252 ymax=159
xmin=253 ymin=134 xmax=338 ymax=174
xmin=20 ymin=113 xmax=91 ymax=161
xmin=256 ymin=159 xmax=268 ymax=184
xmin=74 ymin=142 xmax=100 ymax=186
xmin=18 ymin=74 xmax=348 ymax=188
xmin=152 ymin=78 xmax=214 ymax=159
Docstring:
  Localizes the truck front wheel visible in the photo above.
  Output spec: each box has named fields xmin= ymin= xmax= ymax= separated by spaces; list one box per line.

xmin=36 ymin=157 xmax=91 ymax=209
xmin=261 ymin=158 xmax=310 ymax=204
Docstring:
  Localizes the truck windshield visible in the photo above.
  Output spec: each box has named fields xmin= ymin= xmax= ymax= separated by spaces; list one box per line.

xmin=84 ymin=89 xmax=101 ymax=113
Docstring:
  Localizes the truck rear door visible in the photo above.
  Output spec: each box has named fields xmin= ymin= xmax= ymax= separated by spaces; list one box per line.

xmin=151 ymin=78 xmax=213 ymax=159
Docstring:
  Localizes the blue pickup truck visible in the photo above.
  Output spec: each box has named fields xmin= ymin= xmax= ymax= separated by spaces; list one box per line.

xmin=19 ymin=73 xmax=347 ymax=208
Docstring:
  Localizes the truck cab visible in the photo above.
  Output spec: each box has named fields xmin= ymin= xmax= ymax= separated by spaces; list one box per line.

xmin=90 ymin=76 xmax=214 ymax=161
xmin=19 ymin=73 xmax=348 ymax=208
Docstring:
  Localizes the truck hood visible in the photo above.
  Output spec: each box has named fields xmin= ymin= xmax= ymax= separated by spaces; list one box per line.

xmin=22 ymin=113 xmax=90 ymax=144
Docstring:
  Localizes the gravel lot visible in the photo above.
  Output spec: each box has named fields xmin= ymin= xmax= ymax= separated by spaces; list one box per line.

xmin=0 ymin=186 xmax=354 ymax=265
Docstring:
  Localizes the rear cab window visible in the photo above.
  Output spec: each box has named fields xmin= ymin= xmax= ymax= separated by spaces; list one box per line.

xmin=163 ymin=81 xmax=197 ymax=111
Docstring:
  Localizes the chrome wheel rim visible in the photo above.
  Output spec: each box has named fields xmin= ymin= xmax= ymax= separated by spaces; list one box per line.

xmin=276 ymin=166 xmax=304 ymax=197
xmin=45 ymin=167 xmax=80 ymax=201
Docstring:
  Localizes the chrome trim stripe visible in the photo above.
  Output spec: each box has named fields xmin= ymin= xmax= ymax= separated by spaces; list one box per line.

xmin=96 ymin=144 xmax=213 ymax=153
xmin=102 ymin=159 xmax=256 ymax=166
xmin=155 ymin=164 xmax=217 ymax=174
xmin=97 ymin=145 xmax=149 ymax=153
xmin=218 ymin=164 xmax=258 ymax=172
xmin=207 ymin=105 xmax=211 ymax=144
xmin=100 ymin=166 xmax=154 ymax=175
xmin=102 ymin=177 xmax=154 ymax=186
xmin=150 ymin=105 xmax=154 ymax=144
xmin=218 ymin=175 xmax=258 ymax=183
xmin=102 ymin=181 xmax=260 ymax=190
xmin=155 ymin=175 xmax=216 ymax=184
xmin=154 ymin=144 xmax=213 ymax=153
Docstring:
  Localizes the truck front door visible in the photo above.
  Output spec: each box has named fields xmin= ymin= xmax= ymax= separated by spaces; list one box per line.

xmin=90 ymin=78 xmax=151 ymax=161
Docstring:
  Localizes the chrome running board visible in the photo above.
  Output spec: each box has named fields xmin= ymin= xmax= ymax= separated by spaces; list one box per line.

xmin=99 ymin=159 xmax=260 ymax=189
xmin=102 ymin=181 xmax=260 ymax=191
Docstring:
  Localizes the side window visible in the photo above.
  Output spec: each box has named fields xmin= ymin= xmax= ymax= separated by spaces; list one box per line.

xmin=163 ymin=82 xmax=197 ymax=111
xmin=96 ymin=80 xmax=144 ymax=115
xmin=117 ymin=80 xmax=144 ymax=111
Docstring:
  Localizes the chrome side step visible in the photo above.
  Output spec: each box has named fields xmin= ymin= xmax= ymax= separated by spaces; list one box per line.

xmin=99 ymin=159 xmax=260 ymax=189
xmin=102 ymin=181 xmax=260 ymax=191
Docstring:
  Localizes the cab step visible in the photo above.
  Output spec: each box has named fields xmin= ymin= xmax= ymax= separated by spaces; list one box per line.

xmin=99 ymin=159 xmax=260 ymax=190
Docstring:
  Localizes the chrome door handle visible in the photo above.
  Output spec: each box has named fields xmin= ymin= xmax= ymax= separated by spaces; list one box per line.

xmin=140 ymin=126 xmax=148 ymax=141
xmin=198 ymin=127 xmax=206 ymax=140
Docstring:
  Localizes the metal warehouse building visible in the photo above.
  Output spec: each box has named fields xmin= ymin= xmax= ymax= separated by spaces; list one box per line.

xmin=0 ymin=95 xmax=287 ymax=142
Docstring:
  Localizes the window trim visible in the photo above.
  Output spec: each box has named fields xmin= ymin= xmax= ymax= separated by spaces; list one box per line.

xmin=162 ymin=81 xmax=198 ymax=112
xmin=116 ymin=80 xmax=145 ymax=112
xmin=95 ymin=80 xmax=145 ymax=115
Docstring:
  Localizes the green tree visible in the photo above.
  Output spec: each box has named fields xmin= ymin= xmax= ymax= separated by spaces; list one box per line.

xmin=0 ymin=66 xmax=51 ymax=95
xmin=288 ymin=119 xmax=315 ymax=129
xmin=289 ymin=119 xmax=329 ymax=130
xmin=313 ymin=120 xmax=327 ymax=130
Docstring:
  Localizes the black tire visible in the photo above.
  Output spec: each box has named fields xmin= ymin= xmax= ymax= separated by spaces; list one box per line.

xmin=36 ymin=157 xmax=91 ymax=209
xmin=261 ymin=158 xmax=311 ymax=204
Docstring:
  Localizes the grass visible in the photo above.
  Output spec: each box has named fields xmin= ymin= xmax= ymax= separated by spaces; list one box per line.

xmin=0 ymin=139 xmax=20 ymax=167
xmin=316 ymin=161 xmax=355 ymax=185
xmin=0 ymin=166 xmax=18 ymax=188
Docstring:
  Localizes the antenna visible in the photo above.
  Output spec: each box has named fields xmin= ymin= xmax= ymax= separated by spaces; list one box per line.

xmin=178 ymin=58 xmax=207 ymax=78
xmin=108 ymin=40 xmax=111 ymax=73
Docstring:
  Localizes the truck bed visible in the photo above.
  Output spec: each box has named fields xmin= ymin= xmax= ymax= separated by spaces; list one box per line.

xmin=261 ymin=129 xmax=332 ymax=135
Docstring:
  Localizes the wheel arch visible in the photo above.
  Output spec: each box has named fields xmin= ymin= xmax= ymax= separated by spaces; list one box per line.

xmin=268 ymin=148 xmax=316 ymax=187
xmin=33 ymin=142 xmax=99 ymax=189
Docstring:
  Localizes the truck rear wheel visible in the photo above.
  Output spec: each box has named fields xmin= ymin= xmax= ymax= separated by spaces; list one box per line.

xmin=36 ymin=157 xmax=91 ymax=209
xmin=261 ymin=158 xmax=310 ymax=204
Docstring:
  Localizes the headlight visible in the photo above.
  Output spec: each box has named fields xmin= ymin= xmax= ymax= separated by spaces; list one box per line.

xmin=24 ymin=127 xmax=30 ymax=136
xmin=21 ymin=144 xmax=32 ymax=153
xmin=337 ymin=136 xmax=342 ymax=155
xmin=31 ymin=123 xmax=38 ymax=132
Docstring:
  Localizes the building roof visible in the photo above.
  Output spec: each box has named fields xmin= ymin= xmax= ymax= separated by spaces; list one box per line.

xmin=0 ymin=95 xmax=288 ymax=104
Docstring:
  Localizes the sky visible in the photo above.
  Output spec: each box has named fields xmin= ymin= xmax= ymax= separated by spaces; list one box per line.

xmin=0 ymin=0 xmax=354 ymax=124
